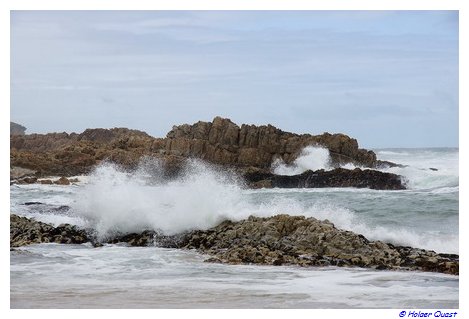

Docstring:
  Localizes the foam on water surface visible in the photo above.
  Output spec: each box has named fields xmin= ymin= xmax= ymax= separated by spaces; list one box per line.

xmin=10 ymin=244 xmax=458 ymax=308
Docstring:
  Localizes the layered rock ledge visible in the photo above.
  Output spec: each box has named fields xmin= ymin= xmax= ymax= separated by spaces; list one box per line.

xmin=244 ymin=168 xmax=406 ymax=190
xmin=10 ymin=214 xmax=458 ymax=275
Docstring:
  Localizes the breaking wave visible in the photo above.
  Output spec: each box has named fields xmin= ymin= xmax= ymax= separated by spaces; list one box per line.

xmin=70 ymin=159 xmax=457 ymax=253
xmin=272 ymin=146 xmax=332 ymax=175
xmin=271 ymin=146 xmax=458 ymax=191
xmin=376 ymin=148 xmax=459 ymax=190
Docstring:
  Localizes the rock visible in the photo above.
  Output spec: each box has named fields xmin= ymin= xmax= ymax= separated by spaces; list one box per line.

xmin=244 ymin=168 xmax=406 ymax=190
xmin=106 ymin=214 xmax=457 ymax=275
xmin=108 ymin=231 xmax=189 ymax=248
xmin=54 ymin=177 xmax=70 ymax=185
xmin=39 ymin=179 xmax=53 ymax=185
xmin=375 ymin=160 xmax=407 ymax=169
xmin=15 ymin=177 xmax=37 ymax=184
xmin=10 ymin=166 xmax=36 ymax=180
xmin=180 ymin=215 xmax=458 ymax=275
xmin=10 ymin=214 xmax=90 ymax=247
xmin=165 ymin=117 xmax=377 ymax=168
xmin=10 ymin=117 xmax=383 ymax=178
xmin=10 ymin=122 xmax=26 ymax=135
xmin=10 ymin=128 xmax=157 ymax=177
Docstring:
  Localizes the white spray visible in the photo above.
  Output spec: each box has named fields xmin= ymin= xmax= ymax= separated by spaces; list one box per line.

xmin=272 ymin=145 xmax=332 ymax=175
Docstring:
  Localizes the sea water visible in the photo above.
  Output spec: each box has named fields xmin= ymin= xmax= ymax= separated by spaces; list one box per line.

xmin=10 ymin=148 xmax=459 ymax=308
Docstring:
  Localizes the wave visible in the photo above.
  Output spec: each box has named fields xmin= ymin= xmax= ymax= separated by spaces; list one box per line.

xmin=70 ymin=159 xmax=457 ymax=253
xmin=376 ymin=148 xmax=459 ymax=190
xmin=272 ymin=146 xmax=458 ymax=190
xmin=73 ymin=160 xmax=248 ymax=238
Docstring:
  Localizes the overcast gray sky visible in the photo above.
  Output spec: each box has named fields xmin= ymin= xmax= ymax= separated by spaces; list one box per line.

xmin=10 ymin=11 xmax=458 ymax=148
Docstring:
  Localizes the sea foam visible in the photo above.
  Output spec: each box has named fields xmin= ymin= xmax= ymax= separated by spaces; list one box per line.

xmin=376 ymin=148 xmax=459 ymax=190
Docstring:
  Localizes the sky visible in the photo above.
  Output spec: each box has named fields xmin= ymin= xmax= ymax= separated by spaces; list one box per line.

xmin=10 ymin=10 xmax=458 ymax=148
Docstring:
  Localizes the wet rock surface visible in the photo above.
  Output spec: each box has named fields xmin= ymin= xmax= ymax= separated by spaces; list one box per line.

xmin=182 ymin=215 xmax=458 ymax=275
xmin=244 ymin=167 xmax=406 ymax=190
xmin=10 ymin=214 xmax=458 ymax=275
xmin=10 ymin=214 xmax=89 ymax=247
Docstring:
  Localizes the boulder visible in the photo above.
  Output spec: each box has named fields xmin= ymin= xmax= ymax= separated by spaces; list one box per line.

xmin=54 ymin=176 xmax=70 ymax=185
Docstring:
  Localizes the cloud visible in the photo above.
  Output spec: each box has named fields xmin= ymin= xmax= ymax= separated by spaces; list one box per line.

xmin=10 ymin=11 xmax=458 ymax=148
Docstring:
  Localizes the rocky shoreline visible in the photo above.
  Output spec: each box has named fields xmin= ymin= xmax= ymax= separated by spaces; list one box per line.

xmin=10 ymin=117 xmax=408 ymax=190
xmin=10 ymin=214 xmax=458 ymax=275
xmin=10 ymin=214 xmax=89 ymax=247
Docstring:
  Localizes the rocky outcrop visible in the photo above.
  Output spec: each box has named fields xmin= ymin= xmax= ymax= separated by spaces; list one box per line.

xmin=244 ymin=168 xmax=406 ymax=190
xmin=10 ymin=122 xmax=26 ymax=135
xmin=10 ymin=166 xmax=38 ymax=184
xmin=182 ymin=215 xmax=458 ymax=275
xmin=10 ymin=117 xmax=379 ymax=178
xmin=10 ymin=127 xmax=162 ymax=177
xmin=10 ymin=214 xmax=89 ymax=247
xmin=164 ymin=117 xmax=377 ymax=168
xmin=11 ymin=214 xmax=457 ymax=275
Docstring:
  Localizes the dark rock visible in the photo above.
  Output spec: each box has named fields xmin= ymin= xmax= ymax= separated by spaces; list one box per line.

xmin=108 ymin=230 xmax=189 ymax=248
xmin=375 ymin=160 xmax=407 ymax=169
xmin=244 ymin=168 xmax=406 ymax=190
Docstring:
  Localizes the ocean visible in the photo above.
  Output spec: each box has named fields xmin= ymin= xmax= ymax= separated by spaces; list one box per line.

xmin=10 ymin=147 xmax=459 ymax=308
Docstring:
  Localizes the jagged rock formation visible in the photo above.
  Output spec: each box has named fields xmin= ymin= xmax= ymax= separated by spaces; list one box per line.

xmin=10 ymin=122 xmax=26 ymax=135
xmin=165 ymin=117 xmax=377 ymax=168
xmin=244 ymin=168 xmax=406 ymax=190
xmin=10 ymin=117 xmax=378 ymax=178
xmin=12 ymin=214 xmax=456 ymax=275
